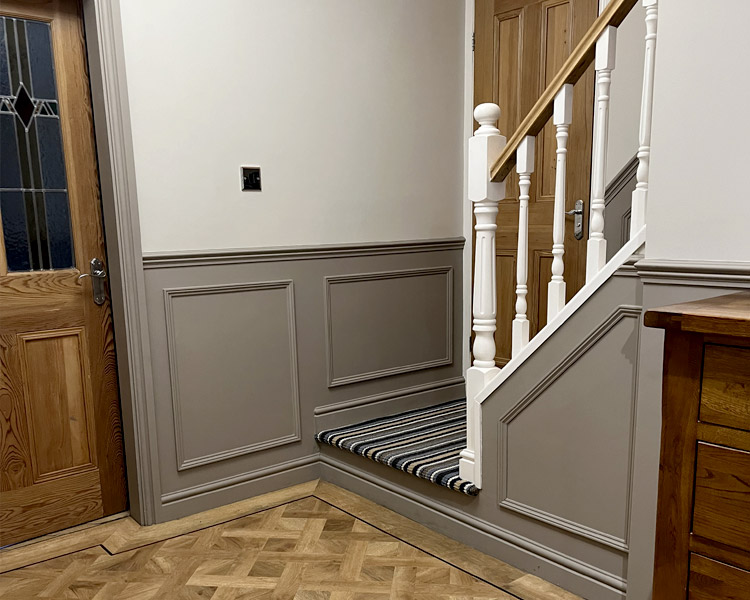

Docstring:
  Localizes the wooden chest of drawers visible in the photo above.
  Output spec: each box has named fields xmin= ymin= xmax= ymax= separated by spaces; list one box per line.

xmin=646 ymin=293 xmax=750 ymax=599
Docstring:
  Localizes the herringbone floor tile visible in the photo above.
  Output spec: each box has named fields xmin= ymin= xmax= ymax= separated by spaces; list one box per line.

xmin=0 ymin=498 xmax=516 ymax=599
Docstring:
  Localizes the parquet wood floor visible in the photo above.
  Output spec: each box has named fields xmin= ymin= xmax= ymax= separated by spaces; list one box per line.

xmin=0 ymin=482 xmax=581 ymax=600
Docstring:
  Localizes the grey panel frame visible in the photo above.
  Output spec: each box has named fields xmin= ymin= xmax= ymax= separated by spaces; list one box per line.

xmin=324 ymin=266 xmax=454 ymax=387
xmin=142 ymin=238 xmax=465 ymax=268
xmin=144 ymin=240 xmax=465 ymax=519
xmin=314 ymin=375 xmax=465 ymax=416
xmin=497 ymin=305 xmax=642 ymax=553
xmin=82 ymin=0 xmax=160 ymax=524
xmin=163 ymin=281 xmax=302 ymax=471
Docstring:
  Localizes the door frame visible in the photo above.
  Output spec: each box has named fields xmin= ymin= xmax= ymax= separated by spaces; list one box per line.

xmin=79 ymin=0 xmax=160 ymax=525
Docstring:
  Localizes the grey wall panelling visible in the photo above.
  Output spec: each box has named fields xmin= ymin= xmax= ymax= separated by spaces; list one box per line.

xmin=142 ymin=238 xmax=465 ymax=520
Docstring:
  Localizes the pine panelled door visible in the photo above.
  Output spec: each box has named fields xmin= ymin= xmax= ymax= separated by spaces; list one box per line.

xmin=0 ymin=0 xmax=127 ymax=546
xmin=473 ymin=0 xmax=597 ymax=365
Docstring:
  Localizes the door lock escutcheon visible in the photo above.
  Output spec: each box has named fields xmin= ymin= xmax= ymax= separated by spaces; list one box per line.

xmin=77 ymin=258 xmax=107 ymax=305
xmin=565 ymin=199 xmax=584 ymax=240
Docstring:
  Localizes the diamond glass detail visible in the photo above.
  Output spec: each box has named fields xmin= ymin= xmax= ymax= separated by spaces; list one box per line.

xmin=1 ymin=16 xmax=74 ymax=272
xmin=12 ymin=84 xmax=35 ymax=129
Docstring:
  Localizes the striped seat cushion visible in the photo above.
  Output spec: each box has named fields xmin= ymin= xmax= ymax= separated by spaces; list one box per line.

xmin=315 ymin=400 xmax=478 ymax=496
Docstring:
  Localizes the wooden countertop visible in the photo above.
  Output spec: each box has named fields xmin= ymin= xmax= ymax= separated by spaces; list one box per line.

xmin=644 ymin=292 xmax=750 ymax=337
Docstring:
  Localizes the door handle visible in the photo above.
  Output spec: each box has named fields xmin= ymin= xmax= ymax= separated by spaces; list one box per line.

xmin=77 ymin=258 xmax=107 ymax=305
xmin=565 ymin=199 xmax=584 ymax=240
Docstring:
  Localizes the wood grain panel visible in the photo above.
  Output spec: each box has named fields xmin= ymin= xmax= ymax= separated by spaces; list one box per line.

xmin=0 ymin=273 xmax=83 ymax=334
xmin=19 ymin=330 xmax=94 ymax=479
xmin=644 ymin=292 xmax=750 ymax=338
xmin=693 ymin=443 xmax=750 ymax=551
xmin=690 ymin=535 xmax=750 ymax=574
xmin=539 ymin=0 xmax=572 ymax=200
xmin=0 ymin=335 xmax=31 ymax=490
xmin=651 ymin=330 xmax=703 ymax=596
xmin=493 ymin=11 xmax=522 ymax=199
xmin=688 ymin=554 xmax=750 ymax=600
xmin=0 ymin=469 xmax=102 ymax=547
xmin=701 ymin=344 xmax=750 ymax=432
xmin=534 ymin=253 xmax=553 ymax=333
xmin=698 ymin=422 xmax=750 ymax=454
xmin=649 ymin=297 xmax=750 ymax=598
xmin=495 ymin=253 xmax=516 ymax=366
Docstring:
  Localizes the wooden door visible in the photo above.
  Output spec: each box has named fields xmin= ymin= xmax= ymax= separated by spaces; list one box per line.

xmin=0 ymin=0 xmax=127 ymax=546
xmin=475 ymin=0 xmax=596 ymax=365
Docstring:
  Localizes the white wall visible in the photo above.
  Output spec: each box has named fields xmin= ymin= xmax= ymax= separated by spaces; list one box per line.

xmin=605 ymin=2 xmax=646 ymax=183
xmin=646 ymin=0 xmax=750 ymax=262
xmin=119 ymin=0 xmax=466 ymax=253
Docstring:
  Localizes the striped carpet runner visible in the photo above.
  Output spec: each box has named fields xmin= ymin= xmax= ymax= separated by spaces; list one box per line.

xmin=315 ymin=399 xmax=479 ymax=496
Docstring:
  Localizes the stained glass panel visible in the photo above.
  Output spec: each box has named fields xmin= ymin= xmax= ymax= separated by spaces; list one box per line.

xmin=0 ymin=16 xmax=74 ymax=272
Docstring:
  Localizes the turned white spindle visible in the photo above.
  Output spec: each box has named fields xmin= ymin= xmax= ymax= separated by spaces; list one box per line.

xmin=548 ymin=84 xmax=573 ymax=322
xmin=460 ymin=103 xmax=506 ymax=489
xmin=586 ymin=25 xmax=617 ymax=283
xmin=468 ymin=104 xmax=506 ymax=370
xmin=512 ymin=136 xmax=535 ymax=358
xmin=630 ymin=0 xmax=658 ymax=236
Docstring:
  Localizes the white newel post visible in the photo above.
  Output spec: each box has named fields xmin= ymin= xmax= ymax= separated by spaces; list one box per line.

xmin=548 ymin=84 xmax=573 ymax=322
xmin=586 ymin=25 xmax=617 ymax=283
xmin=630 ymin=0 xmax=658 ymax=237
xmin=459 ymin=103 xmax=506 ymax=488
xmin=512 ymin=136 xmax=535 ymax=358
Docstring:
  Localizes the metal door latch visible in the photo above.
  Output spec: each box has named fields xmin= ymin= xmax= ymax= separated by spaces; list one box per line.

xmin=565 ymin=199 xmax=584 ymax=240
xmin=77 ymin=258 xmax=107 ymax=305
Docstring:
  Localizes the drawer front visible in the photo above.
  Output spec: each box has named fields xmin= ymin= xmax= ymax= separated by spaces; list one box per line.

xmin=701 ymin=344 xmax=750 ymax=432
xmin=693 ymin=443 xmax=750 ymax=551
xmin=689 ymin=554 xmax=750 ymax=600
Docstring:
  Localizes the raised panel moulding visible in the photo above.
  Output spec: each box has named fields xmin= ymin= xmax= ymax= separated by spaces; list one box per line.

xmin=163 ymin=281 xmax=301 ymax=471
xmin=497 ymin=305 xmax=641 ymax=552
xmin=325 ymin=267 xmax=454 ymax=387
xmin=18 ymin=328 xmax=97 ymax=482
xmin=635 ymin=259 xmax=750 ymax=286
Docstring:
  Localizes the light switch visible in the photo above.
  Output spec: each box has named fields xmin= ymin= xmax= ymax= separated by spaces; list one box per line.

xmin=241 ymin=166 xmax=261 ymax=191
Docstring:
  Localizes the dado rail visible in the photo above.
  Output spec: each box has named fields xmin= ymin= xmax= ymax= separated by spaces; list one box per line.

xmin=461 ymin=0 xmax=658 ymax=486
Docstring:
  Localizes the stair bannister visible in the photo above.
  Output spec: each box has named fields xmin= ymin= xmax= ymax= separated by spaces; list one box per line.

xmin=548 ymin=84 xmax=574 ymax=322
xmin=630 ymin=0 xmax=658 ymax=236
xmin=463 ymin=0 xmax=657 ymax=489
xmin=586 ymin=25 xmax=617 ymax=282
xmin=460 ymin=104 xmax=506 ymax=488
xmin=512 ymin=137 xmax=535 ymax=358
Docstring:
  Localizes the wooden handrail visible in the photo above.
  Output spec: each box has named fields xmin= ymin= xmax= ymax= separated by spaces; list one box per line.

xmin=490 ymin=0 xmax=638 ymax=182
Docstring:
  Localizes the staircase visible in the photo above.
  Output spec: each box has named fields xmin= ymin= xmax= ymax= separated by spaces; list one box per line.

xmin=316 ymin=0 xmax=656 ymax=494
xmin=460 ymin=0 xmax=656 ymax=488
